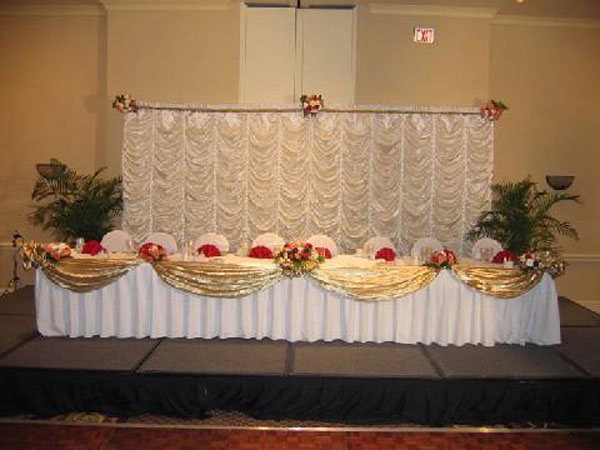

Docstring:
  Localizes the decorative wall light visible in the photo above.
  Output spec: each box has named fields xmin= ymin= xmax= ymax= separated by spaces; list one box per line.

xmin=546 ymin=175 xmax=574 ymax=190
xmin=36 ymin=162 xmax=65 ymax=179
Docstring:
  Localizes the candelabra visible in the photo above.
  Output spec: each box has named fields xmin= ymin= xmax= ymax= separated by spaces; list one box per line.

xmin=0 ymin=230 xmax=24 ymax=298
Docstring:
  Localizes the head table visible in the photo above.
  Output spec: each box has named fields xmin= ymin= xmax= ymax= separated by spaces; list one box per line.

xmin=34 ymin=254 xmax=560 ymax=347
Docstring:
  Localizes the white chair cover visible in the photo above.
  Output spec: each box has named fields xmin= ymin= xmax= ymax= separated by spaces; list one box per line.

xmin=411 ymin=237 xmax=444 ymax=258
xmin=363 ymin=236 xmax=395 ymax=255
xmin=307 ymin=234 xmax=338 ymax=257
xmin=142 ymin=232 xmax=178 ymax=255
xmin=252 ymin=233 xmax=285 ymax=251
xmin=194 ymin=233 xmax=230 ymax=254
xmin=100 ymin=230 xmax=133 ymax=253
xmin=472 ymin=237 xmax=503 ymax=261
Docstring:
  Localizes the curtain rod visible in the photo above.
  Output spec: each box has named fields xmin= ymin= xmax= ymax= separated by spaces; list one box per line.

xmin=136 ymin=103 xmax=483 ymax=115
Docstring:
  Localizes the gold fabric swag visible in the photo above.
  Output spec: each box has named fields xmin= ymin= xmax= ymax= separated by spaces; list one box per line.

xmin=35 ymin=258 xmax=545 ymax=300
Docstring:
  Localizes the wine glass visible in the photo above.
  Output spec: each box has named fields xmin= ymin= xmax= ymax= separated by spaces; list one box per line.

xmin=185 ymin=239 xmax=196 ymax=260
xmin=125 ymin=238 xmax=134 ymax=255
xmin=75 ymin=237 xmax=85 ymax=253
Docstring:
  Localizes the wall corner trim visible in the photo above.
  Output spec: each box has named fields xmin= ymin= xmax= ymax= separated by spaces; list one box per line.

xmin=367 ymin=4 xmax=499 ymax=20
xmin=100 ymin=0 xmax=232 ymax=12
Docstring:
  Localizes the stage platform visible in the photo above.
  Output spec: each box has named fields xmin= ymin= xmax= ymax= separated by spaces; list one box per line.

xmin=0 ymin=286 xmax=599 ymax=426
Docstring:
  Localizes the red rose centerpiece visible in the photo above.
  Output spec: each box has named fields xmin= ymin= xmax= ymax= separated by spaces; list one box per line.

xmin=138 ymin=242 xmax=168 ymax=263
xmin=198 ymin=244 xmax=221 ymax=258
xmin=275 ymin=241 xmax=325 ymax=276
xmin=425 ymin=249 xmax=458 ymax=270
xmin=82 ymin=240 xmax=105 ymax=256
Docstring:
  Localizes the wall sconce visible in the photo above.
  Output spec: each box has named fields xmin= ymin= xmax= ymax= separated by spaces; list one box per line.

xmin=36 ymin=162 xmax=66 ymax=179
xmin=546 ymin=175 xmax=574 ymax=191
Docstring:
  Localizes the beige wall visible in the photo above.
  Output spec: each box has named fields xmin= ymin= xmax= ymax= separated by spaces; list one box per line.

xmin=488 ymin=24 xmax=600 ymax=311
xmin=0 ymin=3 xmax=598 ymax=311
xmin=102 ymin=7 xmax=240 ymax=175
xmin=356 ymin=11 xmax=490 ymax=105
xmin=0 ymin=13 xmax=105 ymax=286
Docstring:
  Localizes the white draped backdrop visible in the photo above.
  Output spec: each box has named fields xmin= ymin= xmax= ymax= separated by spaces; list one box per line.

xmin=122 ymin=105 xmax=494 ymax=255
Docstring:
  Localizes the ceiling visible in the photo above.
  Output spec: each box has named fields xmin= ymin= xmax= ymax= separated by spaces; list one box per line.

xmin=1 ymin=0 xmax=600 ymax=20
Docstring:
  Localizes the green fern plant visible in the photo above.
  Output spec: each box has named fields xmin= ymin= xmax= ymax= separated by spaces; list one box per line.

xmin=29 ymin=159 xmax=123 ymax=242
xmin=466 ymin=178 xmax=580 ymax=254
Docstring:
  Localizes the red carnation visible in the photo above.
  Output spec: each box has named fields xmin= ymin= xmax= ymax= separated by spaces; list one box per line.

xmin=198 ymin=244 xmax=221 ymax=257
xmin=375 ymin=247 xmax=396 ymax=262
xmin=248 ymin=245 xmax=273 ymax=259
xmin=492 ymin=249 xmax=519 ymax=263
xmin=315 ymin=247 xmax=332 ymax=259
xmin=82 ymin=240 xmax=104 ymax=256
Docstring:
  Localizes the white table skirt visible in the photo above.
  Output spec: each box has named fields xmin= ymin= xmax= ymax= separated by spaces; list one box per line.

xmin=35 ymin=264 xmax=561 ymax=346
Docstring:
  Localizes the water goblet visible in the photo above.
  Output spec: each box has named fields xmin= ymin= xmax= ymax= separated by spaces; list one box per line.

xmin=75 ymin=237 xmax=85 ymax=253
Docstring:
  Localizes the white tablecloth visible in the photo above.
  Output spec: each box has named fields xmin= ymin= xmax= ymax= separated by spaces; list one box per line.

xmin=35 ymin=261 xmax=560 ymax=346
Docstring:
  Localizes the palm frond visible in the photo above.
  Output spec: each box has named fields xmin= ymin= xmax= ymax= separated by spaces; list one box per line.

xmin=29 ymin=161 xmax=123 ymax=242
xmin=466 ymin=177 xmax=579 ymax=254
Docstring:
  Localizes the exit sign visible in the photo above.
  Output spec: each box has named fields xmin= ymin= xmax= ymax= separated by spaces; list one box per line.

xmin=413 ymin=28 xmax=435 ymax=44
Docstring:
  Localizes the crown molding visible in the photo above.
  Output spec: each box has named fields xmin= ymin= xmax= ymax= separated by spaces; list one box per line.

xmin=367 ymin=4 xmax=498 ymax=20
xmin=0 ymin=4 xmax=104 ymax=17
xmin=492 ymin=15 xmax=600 ymax=29
xmin=100 ymin=0 xmax=232 ymax=12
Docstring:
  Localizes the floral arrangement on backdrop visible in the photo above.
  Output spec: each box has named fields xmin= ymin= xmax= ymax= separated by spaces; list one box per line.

xmin=424 ymin=249 xmax=458 ymax=270
xmin=138 ymin=243 xmax=168 ymax=263
xmin=480 ymin=100 xmax=508 ymax=121
xmin=300 ymin=94 xmax=324 ymax=117
xmin=275 ymin=241 xmax=325 ymax=276
xmin=112 ymin=94 xmax=138 ymax=113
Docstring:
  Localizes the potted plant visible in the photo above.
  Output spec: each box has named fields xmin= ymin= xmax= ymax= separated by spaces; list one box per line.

xmin=30 ymin=159 xmax=123 ymax=242
xmin=466 ymin=178 xmax=579 ymax=255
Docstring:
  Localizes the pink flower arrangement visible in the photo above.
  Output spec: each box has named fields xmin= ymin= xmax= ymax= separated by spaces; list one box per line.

xmin=138 ymin=242 xmax=168 ymax=262
xmin=426 ymin=249 xmax=458 ymax=269
xmin=375 ymin=247 xmax=396 ymax=262
xmin=300 ymin=94 xmax=324 ymax=117
xmin=198 ymin=244 xmax=221 ymax=257
xmin=275 ymin=241 xmax=325 ymax=275
xmin=480 ymin=100 xmax=508 ymax=121
xmin=248 ymin=245 xmax=273 ymax=259
xmin=42 ymin=242 xmax=72 ymax=261
xmin=82 ymin=240 xmax=105 ymax=256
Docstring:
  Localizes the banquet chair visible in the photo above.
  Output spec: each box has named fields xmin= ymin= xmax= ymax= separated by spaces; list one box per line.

xmin=252 ymin=233 xmax=285 ymax=252
xmin=194 ymin=233 xmax=230 ymax=254
xmin=142 ymin=232 xmax=178 ymax=255
xmin=411 ymin=237 xmax=443 ymax=259
xmin=363 ymin=236 xmax=394 ymax=255
xmin=100 ymin=229 xmax=133 ymax=253
xmin=306 ymin=234 xmax=338 ymax=257
xmin=471 ymin=237 xmax=503 ymax=262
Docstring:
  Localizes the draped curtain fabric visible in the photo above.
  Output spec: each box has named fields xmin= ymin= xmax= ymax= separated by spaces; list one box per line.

xmin=122 ymin=105 xmax=493 ymax=255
